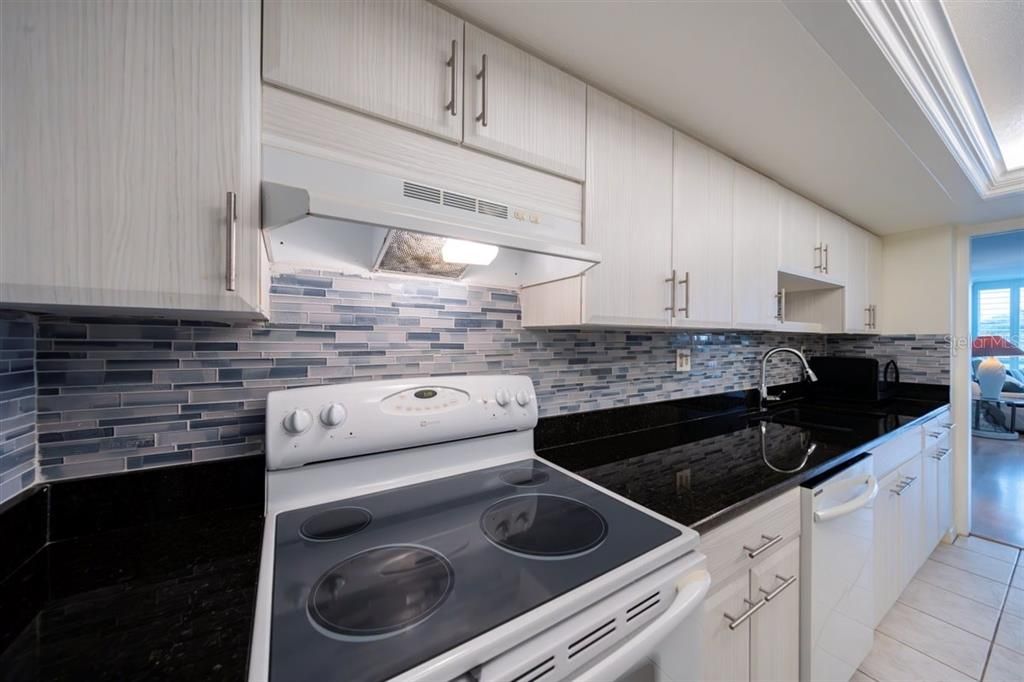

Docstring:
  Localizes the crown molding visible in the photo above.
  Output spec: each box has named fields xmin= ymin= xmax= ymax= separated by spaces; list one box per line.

xmin=848 ymin=0 xmax=1024 ymax=199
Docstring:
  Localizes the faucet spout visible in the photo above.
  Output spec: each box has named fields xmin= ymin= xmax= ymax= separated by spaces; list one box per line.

xmin=760 ymin=347 xmax=818 ymax=410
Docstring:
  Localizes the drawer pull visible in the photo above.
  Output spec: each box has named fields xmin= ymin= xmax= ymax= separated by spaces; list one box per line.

xmin=743 ymin=534 xmax=783 ymax=558
xmin=724 ymin=597 xmax=766 ymax=630
xmin=941 ymin=423 xmax=955 ymax=430
xmin=927 ymin=432 xmax=942 ymax=439
xmin=759 ymin=573 xmax=797 ymax=601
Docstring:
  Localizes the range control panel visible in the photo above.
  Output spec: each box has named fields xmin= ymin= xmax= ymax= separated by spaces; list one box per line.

xmin=265 ymin=375 xmax=538 ymax=471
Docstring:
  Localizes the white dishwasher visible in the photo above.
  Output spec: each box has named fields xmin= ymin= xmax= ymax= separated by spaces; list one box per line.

xmin=799 ymin=453 xmax=879 ymax=682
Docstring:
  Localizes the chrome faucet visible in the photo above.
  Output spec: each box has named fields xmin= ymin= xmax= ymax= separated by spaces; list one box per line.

xmin=760 ymin=347 xmax=818 ymax=410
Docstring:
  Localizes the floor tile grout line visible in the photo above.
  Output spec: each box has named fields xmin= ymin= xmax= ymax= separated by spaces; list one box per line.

xmin=910 ymin=570 xmax=1009 ymax=613
xmin=871 ymin=629 xmax=983 ymax=681
xmin=981 ymin=560 xmax=1019 ymax=681
xmin=928 ymin=552 xmax=1015 ymax=584
xmin=889 ymin=599 xmax=994 ymax=645
xmin=894 ymin=595 xmax=998 ymax=642
xmin=854 ymin=668 xmax=879 ymax=682
xmin=939 ymin=542 xmax=1019 ymax=568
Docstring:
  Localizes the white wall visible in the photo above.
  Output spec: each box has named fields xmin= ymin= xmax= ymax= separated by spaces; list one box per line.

xmin=879 ymin=226 xmax=954 ymax=335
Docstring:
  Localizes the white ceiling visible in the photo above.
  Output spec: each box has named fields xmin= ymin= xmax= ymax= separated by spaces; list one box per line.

xmin=942 ymin=0 xmax=1024 ymax=171
xmin=440 ymin=0 xmax=1024 ymax=235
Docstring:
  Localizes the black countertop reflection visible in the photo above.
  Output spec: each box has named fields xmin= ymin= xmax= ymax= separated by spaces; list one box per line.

xmin=539 ymin=393 xmax=949 ymax=532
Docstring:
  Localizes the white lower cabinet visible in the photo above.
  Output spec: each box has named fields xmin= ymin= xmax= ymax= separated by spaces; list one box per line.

xmin=699 ymin=491 xmax=800 ymax=682
xmin=749 ymin=540 xmax=801 ymax=682
xmin=873 ymin=408 xmax=954 ymax=626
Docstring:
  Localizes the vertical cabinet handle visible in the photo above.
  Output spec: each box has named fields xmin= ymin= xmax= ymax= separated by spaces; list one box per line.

xmin=446 ymin=39 xmax=458 ymax=117
xmin=865 ymin=306 xmax=872 ymax=329
xmin=225 ymin=191 xmax=237 ymax=292
xmin=775 ymin=289 xmax=786 ymax=323
xmin=814 ymin=243 xmax=824 ymax=271
xmin=476 ymin=53 xmax=488 ymax=127
xmin=823 ymin=243 xmax=830 ymax=274
xmin=678 ymin=272 xmax=690 ymax=318
xmin=871 ymin=305 xmax=877 ymax=329
xmin=665 ymin=270 xmax=676 ymax=317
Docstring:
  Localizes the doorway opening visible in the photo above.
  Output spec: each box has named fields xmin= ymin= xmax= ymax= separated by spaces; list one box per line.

xmin=968 ymin=229 xmax=1024 ymax=547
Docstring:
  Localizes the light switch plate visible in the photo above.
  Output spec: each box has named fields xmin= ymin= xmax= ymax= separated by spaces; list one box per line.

xmin=676 ymin=349 xmax=691 ymax=372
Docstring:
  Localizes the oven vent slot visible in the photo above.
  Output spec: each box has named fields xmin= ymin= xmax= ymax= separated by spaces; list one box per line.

xmin=442 ymin=190 xmax=477 ymax=212
xmin=567 ymin=618 xmax=617 ymax=660
xmin=626 ymin=591 xmax=661 ymax=622
xmin=509 ymin=656 xmax=556 ymax=682
xmin=402 ymin=181 xmax=441 ymax=204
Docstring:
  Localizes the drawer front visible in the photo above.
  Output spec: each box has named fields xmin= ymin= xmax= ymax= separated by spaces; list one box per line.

xmin=872 ymin=425 xmax=924 ymax=478
xmin=922 ymin=408 xmax=954 ymax=448
xmin=700 ymin=488 xmax=800 ymax=590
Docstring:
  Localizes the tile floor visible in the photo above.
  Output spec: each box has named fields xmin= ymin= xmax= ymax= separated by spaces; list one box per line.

xmin=858 ymin=535 xmax=1023 ymax=682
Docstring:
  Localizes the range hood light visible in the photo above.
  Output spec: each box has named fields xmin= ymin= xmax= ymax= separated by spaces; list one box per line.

xmin=441 ymin=239 xmax=499 ymax=266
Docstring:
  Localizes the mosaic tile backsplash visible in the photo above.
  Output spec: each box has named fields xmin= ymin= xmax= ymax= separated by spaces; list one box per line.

xmin=825 ymin=334 xmax=951 ymax=385
xmin=0 ymin=314 xmax=37 ymax=504
xmin=4 ymin=268 xmax=950 ymax=486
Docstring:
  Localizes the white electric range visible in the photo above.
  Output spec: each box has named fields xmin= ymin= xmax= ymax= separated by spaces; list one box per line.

xmin=248 ymin=375 xmax=707 ymax=682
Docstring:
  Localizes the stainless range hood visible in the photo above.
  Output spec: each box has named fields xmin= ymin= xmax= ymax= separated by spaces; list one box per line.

xmin=261 ymin=146 xmax=600 ymax=287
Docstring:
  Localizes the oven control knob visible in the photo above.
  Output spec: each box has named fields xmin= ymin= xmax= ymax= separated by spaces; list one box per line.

xmin=495 ymin=389 xmax=511 ymax=407
xmin=320 ymin=403 xmax=347 ymax=428
xmin=515 ymin=390 xmax=532 ymax=407
xmin=282 ymin=409 xmax=313 ymax=435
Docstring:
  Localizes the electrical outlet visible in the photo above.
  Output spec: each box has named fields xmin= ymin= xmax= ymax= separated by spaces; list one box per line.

xmin=675 ymin=468 xmax=691 ymax=493
xmin=676 ymin=349 xmax=691 ymax=372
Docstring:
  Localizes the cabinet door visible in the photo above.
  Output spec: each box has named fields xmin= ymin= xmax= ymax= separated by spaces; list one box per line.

xmin=922 ymin=452 xmax=941 ymax=556
xmin=263 ymin=0 xmax=463 ymax=142
xmin=463 ymin=25 xmax=586 ymax=180
xmin=1 ymin=0 xmax=264 ymax=316
xmin=866 ymin=232 xmax=883 ymax=329
xmin=844 ymin=227 xmax=870 ymax=332
xmin=937 ymin=447 xmax=953 ymax=543
xmin=898 ymin=455 xmax=924 ymax=591
xmin=733 ymin=167 xmax=781 ymax=327
xmin=750 ymin=538 xmax=800 ymax=682
xmin=701 ymin=571 xmax=752 ymax=682
xmin=672 ymin=133 xmax=734 ymax=327
xmin=874 ymin=468 xmax=903 ymax=626
xmin=778 ymin=190 xmax=819 ymax=277
xmin=817 ymin=211 xmax=848 ymax=283
xmin=582 ymin=88 xmax=674 ymax=326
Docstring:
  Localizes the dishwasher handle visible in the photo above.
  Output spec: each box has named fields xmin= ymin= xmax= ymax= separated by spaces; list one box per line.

xmin=573 ymin=569 xmax=711 ymax=682
xmin=813 ymin=474 xmax=878 ymax=523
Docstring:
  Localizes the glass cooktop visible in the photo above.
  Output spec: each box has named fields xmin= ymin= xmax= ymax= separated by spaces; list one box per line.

xmin=269 ymin=459 xmax=682 ymax=682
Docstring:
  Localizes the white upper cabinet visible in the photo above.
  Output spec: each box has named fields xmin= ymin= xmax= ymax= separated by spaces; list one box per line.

xmin=1 ymin=0 xmax=265 ymax=318
xmin=844 ymin=226 xmax=882 ymax=333
xmin=817 ymin=209 xmax=848 ymax=283
xmin=778 ymin=190 xmax=819 ymax=278
xmin=733 ymin=167 xmax=782 ymax=327
xmin=582 ymin=88 xmax=674 ymax=326
xmin=463 ymin=26 xmax=586 ymax=180
xmin=262 ymin=0 xmax=464 ymax=142
xmin=672 ymin=133 xmax=735 ymax=328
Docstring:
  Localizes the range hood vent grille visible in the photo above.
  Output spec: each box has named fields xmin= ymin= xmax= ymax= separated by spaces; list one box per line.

xmin=403 ymin=180 xmax=510 ymax=220
xmin=402 ymin=181 xmax=441 ymax=204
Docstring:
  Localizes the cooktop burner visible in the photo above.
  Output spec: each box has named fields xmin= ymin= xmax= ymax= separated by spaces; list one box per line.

xmin=300 ymin=506 xmax=372 ymax=541
xmin=499 ymin=467 xmax=550 ymax=487
xmin=481 ymin=494 xmax=607 ymax=557
xmin=269 ymin=459 xmax=682 ymax=682
xmin=308 ymin=545 xmax=453 ymax=638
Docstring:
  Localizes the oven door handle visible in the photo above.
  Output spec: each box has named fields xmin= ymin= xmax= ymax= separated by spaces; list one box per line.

xmin=573 ymin=569 xmax=711 ymax=682
xmin=813 ymin=474 xmax=878 ymax=523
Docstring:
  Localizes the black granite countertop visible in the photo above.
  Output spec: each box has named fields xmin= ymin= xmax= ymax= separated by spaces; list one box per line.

xmin=1 ymin=383 xmax=949 ymax=680
xmin=1 ymin=458 xmax=265 ymax=681
xmin=538 ymin=388 xmax=950 ymax=532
